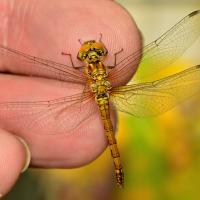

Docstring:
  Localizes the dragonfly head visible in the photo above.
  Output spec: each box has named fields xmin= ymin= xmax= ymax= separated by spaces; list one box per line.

xmin=77 ymin=40 xmax=108 ymax=64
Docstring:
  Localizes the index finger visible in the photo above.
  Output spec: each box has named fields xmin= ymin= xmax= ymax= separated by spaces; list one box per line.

xmin=0 ymin=0 xmax=142 ymax=168
xmin=0 ymin=0 xmax=141 ymax=86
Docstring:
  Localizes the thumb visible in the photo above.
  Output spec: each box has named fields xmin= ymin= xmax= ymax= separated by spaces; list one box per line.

xmin=0 ymin=130 xmax=30 ymax=196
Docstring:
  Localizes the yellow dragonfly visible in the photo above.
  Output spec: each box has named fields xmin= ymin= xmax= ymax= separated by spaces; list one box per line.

xmin=0 ymin=10 xmax=200 ymax=187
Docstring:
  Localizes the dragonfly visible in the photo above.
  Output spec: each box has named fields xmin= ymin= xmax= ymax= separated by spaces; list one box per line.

xmin=0 ymin=10 xmax=200 ymax=188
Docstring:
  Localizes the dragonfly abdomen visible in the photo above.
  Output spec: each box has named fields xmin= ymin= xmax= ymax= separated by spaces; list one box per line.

xmin=96 ymin=97 xmax=124 ymax=187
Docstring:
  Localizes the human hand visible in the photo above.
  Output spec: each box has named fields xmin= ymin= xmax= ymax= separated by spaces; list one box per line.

xmin=0 ymin=0 xmax=141 ymax=196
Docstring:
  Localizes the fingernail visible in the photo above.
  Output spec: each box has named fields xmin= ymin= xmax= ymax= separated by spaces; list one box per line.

xmin=16 ymin=137 xmax=31 ymax=173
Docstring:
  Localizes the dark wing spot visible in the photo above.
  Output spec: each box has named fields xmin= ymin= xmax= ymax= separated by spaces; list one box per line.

xmin=196 ymin=65 xmax=200 ymax=69
xmin=189 ymin=10 xmax=200 ymax=17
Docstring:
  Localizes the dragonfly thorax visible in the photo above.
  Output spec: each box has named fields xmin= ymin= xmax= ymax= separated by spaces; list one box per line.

xmin=86 ymin=62 xmax=108 ymax=78
xmin=90 ymin=80 xmax=111 ymax=92
xmin=85 ymin=62 xmax=112 ymax=102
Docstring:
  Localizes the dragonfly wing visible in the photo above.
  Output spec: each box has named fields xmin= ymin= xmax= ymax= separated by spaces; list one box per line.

xmin=109 ymin=10 xmax=200 ymax=83
xmin=0 ymin=92 xmax=98 ymax=135
xmin=111 ymin=65 xmax=200 ymax=117
xmin=0 ymin=45 xmax=86 ymax=84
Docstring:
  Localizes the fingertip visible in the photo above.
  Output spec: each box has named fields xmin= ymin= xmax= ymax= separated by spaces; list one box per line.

xmin=63 ymin=0 xmax=142 ymax=85
xmin=0 ymin=130 xmax=30 ymax=196
xmin=16 ymin=136 xmax=31 ymax=173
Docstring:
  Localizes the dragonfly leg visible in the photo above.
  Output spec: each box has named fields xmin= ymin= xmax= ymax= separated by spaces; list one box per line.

xmin=61 ymin=52 xmax=84 ymax=69
xmin=99 ymin=33 xmax=103 ymax=42
xmin=78 ymin=39 xmax=83 ymax=45
xmin=109 ymin=48 xmax=124 ymax=69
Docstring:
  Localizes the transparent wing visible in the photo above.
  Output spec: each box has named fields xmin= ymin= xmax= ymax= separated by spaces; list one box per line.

xmin=109 ymin=10 xmax=200 ymax=83
xmin=0 ymin=91 xmax=98 ymax=135
xmin=0 ymin=45 xmax=86 ymax=84
xmin=111 ymin=65 xmax=200 ymax=117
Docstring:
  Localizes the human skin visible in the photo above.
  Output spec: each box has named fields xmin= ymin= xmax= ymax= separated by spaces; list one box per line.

xmin=0 ymin=0 xmax=141 ymax=195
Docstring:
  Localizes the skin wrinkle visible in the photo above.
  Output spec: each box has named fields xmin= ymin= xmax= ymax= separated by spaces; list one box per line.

xmin=0 ymin=2 xmax=9 ymax=45
xmin=0 ymin=0 xmax=141 ymax=169
xmin=13 ymin=0 xmax=30 ymax=48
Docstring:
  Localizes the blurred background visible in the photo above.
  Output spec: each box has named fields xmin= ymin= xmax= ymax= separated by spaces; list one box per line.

xmin=3 ymin=1 xmax=200 ymax=200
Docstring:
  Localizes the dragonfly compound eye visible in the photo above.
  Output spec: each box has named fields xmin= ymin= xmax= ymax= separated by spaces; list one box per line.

xmin=77 ymin=52 xmax=87 ymax=61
